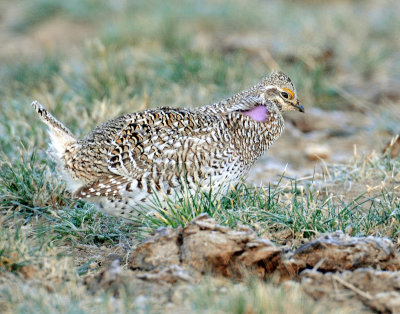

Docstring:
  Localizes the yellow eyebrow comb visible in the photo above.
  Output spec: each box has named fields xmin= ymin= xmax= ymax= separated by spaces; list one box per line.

xmin=282 ymin=88 xmax=294 ymax=99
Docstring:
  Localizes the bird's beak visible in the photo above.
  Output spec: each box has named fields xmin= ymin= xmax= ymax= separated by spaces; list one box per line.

xmin=294 ymin=101 xmax=305 ymax=113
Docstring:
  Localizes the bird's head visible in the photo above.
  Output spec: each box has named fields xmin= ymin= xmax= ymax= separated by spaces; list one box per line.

xmin=202 ymin=72 xmax=304 ymax=119
xmin=258 ymin=72 xmax=304 ymax=113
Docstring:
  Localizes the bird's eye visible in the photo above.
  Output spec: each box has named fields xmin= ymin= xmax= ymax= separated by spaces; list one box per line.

xmin=281 ymin=88 xmax=294 ymax=99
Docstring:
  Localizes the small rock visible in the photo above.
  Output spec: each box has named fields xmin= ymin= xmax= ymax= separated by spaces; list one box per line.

xmin=305 ymin=144 xmax=331 ymax=161
xmin=344 ymin=225 xmax=353 ymax=235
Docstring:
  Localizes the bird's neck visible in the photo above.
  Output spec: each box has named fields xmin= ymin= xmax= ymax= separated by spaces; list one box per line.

xmin=199 ymin=82 xmax=263 ymax=114
xmin=227 ymin=107 xmax=284 ymax=167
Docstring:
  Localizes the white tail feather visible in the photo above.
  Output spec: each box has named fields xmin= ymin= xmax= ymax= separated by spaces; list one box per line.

xmin=31 ymin=101 xmax=76 ymax=158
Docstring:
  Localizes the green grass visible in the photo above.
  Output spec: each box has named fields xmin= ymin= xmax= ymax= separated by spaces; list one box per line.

xmin=1 ymin=55 xmax=61 ymax=95
xmin=132 ymin=166 xmax=400 ymax=243
xmin=0 ymin=150 xmax=65 ymax=218
xmin=2 ymin=146 xmax=399 ymax=250
xmin=0 ymin=148 xmax=132 ymax=246
xmin=11 ymin=0 xmax=111 ymax=33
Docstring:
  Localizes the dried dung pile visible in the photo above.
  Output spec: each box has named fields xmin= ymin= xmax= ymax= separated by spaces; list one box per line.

xmin=89 ymin=214 xmax=400 ymax=312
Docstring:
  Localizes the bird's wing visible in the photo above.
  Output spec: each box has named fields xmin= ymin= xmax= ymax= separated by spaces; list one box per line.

xmin=107 ymin=108 xmax=217 ymax=177
xmin=74 ymin=108 xmax=217 ymax=199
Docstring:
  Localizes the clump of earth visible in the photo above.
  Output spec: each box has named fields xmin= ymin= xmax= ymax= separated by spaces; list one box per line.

xmin=82 ymin=214 xmax=400 ymax=313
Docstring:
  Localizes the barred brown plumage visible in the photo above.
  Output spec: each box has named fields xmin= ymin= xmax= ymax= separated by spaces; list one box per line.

xmin=32 ymin=72 xmax=304 ymax=219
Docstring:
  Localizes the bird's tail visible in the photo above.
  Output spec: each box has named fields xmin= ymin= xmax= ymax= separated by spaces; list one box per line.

xmin=31 ymin=101 xmax=76 ymax=157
